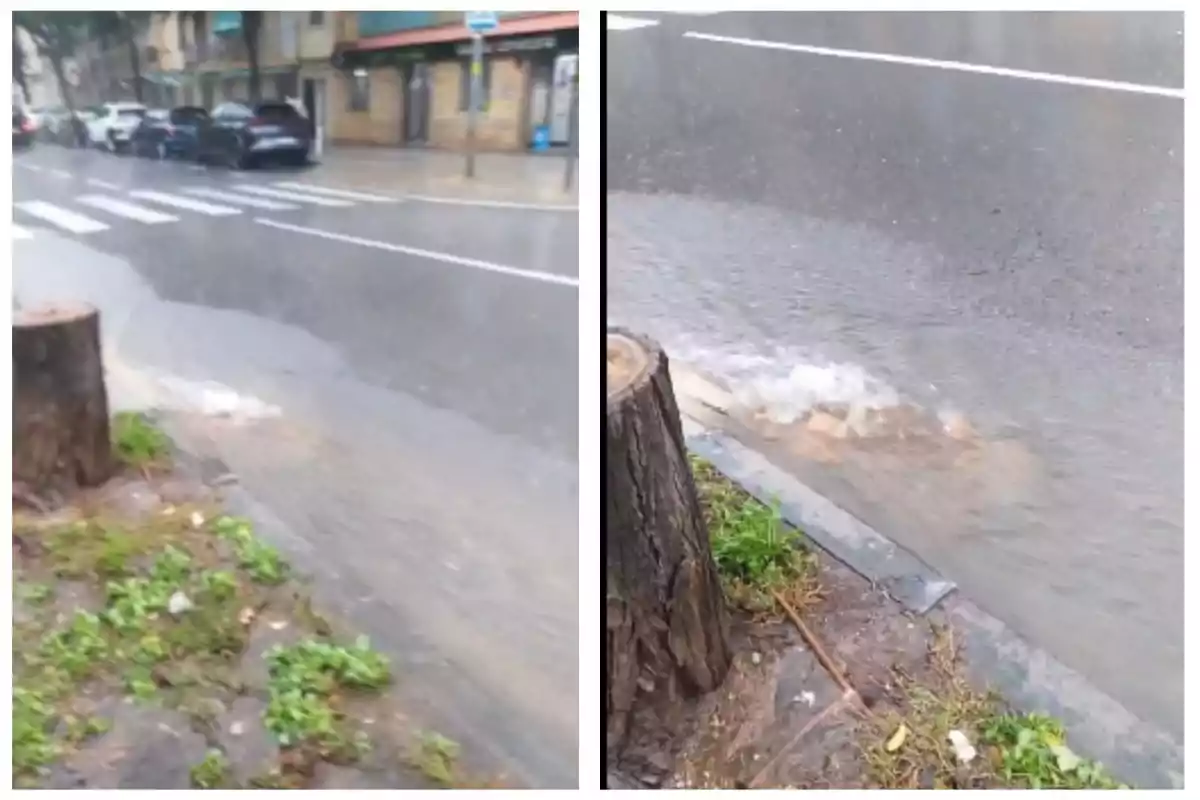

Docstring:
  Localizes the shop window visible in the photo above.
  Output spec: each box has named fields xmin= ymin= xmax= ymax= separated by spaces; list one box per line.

xmin=347 ymin=68 xmax=370 ymax=112
xmin=458 ymin=56 xmax=492 ymax=112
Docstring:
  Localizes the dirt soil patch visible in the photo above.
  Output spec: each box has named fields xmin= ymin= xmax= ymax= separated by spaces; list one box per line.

xmin=13 ymin=419 xmax=506 ymax=790
xmin=608 ymin=456 xmax=1127 ymax=790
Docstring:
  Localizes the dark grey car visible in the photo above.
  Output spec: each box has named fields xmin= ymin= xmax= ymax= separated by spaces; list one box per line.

xmin=195 ymin=101 xmax=312 ymax=169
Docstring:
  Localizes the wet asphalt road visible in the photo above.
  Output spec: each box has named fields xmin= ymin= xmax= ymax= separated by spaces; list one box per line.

xmin=607 ymin=11 xmax=1183 ymax=742
xmin=14 ymin=146 xmax=579 ymax=786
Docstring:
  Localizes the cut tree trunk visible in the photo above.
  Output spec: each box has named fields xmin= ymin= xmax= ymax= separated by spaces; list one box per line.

xmin=13 ymin=303 xmax=114 ymax=496
xmin=606 ymin=328 xmax=731 ymax=754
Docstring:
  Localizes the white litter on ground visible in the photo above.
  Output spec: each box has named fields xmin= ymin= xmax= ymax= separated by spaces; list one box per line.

xmin=168 ymin=591 xmax=194 ymax=616
xmin=947 ymin=729 xmax=977 ymax=764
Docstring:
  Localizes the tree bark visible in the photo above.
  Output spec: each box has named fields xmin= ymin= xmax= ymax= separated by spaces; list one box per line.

xmin=123 ymin=15 xmax=143 ymax=104
xmin=605 ymin=328 xmax=731 ymax=754
xmin=13 ymin=24 xmax=31 ymax=104
xmin=45 ymin=48 xmax=86 ymax=147
xmin=243 ymin=12 xmax=262 ymax=103
xmin=13 ymin=304 xmax=114 ymax=495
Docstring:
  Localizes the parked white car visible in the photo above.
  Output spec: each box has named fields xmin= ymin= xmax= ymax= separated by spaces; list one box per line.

xmin=86 ymin=102 xmax=148 ymax=152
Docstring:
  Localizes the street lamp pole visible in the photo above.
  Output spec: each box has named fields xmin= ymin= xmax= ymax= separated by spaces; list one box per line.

xmin=465 ymin=31 xmax=483 ymax=179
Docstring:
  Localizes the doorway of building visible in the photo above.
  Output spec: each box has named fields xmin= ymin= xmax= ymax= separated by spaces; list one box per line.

xmin=549 ymin=53 xmax=577 ymax=145
xmin=404 ymin=62 xmax=430 ymax=145
xmin=528 ymin=60 xmax=553 ymax=146
xmin=302 ymin=77 xmax=326 ymax=156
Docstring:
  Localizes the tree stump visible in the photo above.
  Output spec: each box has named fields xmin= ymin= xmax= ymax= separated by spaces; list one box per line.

xmin=606 ymin=328 xmax=731 ymax=753
xmin=13 ymin=303 xmax=114 ymax=496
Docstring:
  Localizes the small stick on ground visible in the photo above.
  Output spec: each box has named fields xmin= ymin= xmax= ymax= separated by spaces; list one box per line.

xmin=771 ymin=587 xmax=865 ymax=711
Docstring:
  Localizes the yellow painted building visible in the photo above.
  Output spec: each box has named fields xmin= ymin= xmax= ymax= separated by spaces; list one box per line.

xmin=329 ymin=12 xmax=578 ymax=152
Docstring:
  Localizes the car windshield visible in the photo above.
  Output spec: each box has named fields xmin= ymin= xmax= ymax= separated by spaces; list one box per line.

xmin=214 ymin=103 xmax=254 ymax=119
xmin=170 ymin=107 xmax=209 ymax=123
xmin=253 ymin=103 xmax=299 ymax=121
xmin=117 ymin=109 xmax=147 ymax=119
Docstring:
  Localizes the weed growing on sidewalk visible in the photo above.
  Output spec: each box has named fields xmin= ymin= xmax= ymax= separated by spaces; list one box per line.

xmin=14 ymin=490 xmax=431 ymax=788
xmin=111 ymin=411 xmax=171 ymax=469
xmin=263 ymin=637 xmax=389 ymax=756
xmin=190 ymin=750 xmax=231 ymax=789
xmin=691 ymin=455 xmax=820 ymax=615
xmin=864 ymin=625 xmax=1124 ymax=789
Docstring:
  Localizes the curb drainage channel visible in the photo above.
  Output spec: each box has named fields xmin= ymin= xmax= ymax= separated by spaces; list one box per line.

xmin=685 ymin=426 xmax=955 ymax=615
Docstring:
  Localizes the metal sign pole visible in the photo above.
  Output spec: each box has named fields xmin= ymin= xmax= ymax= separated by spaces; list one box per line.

xmin=465 ymin=32 xmax=483 ymax=179
xmin=564 ymin=71 xmax=578 ymax=192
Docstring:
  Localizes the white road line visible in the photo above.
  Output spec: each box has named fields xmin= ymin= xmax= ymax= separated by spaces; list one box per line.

xmin=128 ymin=190 xmax=242 ymax=216
xmin=608 ymin=15 xmax=660 ymax=30
xmin=86 ymin=178 xmax=123 ymax=191
xmin=76 ymin=194 xmax=180 ymax=224
xmin=255 ymin=218 xmax=579 ymax=288
xmin=48 ymin=168 xmax=72 ymax=179
xmin=683 ymin=31 xmax=1187 ymax=99
xmin=232 ymin=185 xmax=353 ymax=207
xmin=15 ymin=201 xmax=110 ymax=234
xmin=19 ymin=163 xmax=44 ymax=172
xmin=273 ymin=182 xmax=399 ymax=203
xmin=403 ymin=194 xmax=577 ymax=212
xmin=13 ymin=224 xmax=33 ymax=240
xmin=180 ymin=187 xmax=299 ymax=210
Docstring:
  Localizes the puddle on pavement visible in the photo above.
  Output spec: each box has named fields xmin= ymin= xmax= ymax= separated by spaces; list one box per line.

xmin=726 ymin=397 xmax=1048 ymax=546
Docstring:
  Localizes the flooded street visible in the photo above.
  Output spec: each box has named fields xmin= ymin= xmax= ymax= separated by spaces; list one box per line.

xmin=14 ymin=145 xmax=580 ymax=786
xmin=606 ymin=11 xmax=1183 ymax=740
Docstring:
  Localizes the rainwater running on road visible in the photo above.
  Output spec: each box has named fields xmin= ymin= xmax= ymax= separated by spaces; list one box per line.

xmin=13 ymin=147 xmax=580 ymax=786
xmin=607 ymin=11 xmax=1183 ymax=741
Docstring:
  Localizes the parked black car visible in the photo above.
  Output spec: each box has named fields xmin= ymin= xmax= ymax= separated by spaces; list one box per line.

xmin=13 ymin=110 xmax=34 ymax=149
xmin=194 ymin=101 xmax=311 ymax=169
xmin=131 ymin=106 xmax=210 ymax=159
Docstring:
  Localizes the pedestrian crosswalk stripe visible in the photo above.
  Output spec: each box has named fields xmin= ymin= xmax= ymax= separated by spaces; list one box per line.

xmin=272 ymin=182 xmax=398 ymax=203
xmin=13 ymin=224 xmax=32 ymax=240
xmin=230 ymin=185 xmax=353 ymax=207
xmin=16 ymin=201 xmax=110 ymax=234
xmin=77 ymin=194 xmax=180 ymax=224
xmin=181 ymin=187 xmax=299 ymax=211
xmin=128 ymin=190 xmax=241 ymax=216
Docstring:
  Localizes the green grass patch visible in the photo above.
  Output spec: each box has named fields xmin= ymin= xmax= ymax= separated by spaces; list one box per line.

xmin=112 ymin=411 xmax=171 ymax=469
xmin=214 ymin=516 xmax=290 ymax=585
xmin=980 ymin=712 xmax=1124 ymax=789
xmin=263 ymin=637 xmax=390 ymax=756
xmin=865 ymin=627 xmax=1126 ymax=789
xmin=13 ymin=495 xmax=425 ymax=789
xmin=410 ymin=730 xmax=462 ymax=787
xmin=11 ymin=513 xmax=279 ymax=785
xmin=689 ymin=454 xmax=819 ymax=614
xmin=190 ymin=749 xmax=232 ymax=789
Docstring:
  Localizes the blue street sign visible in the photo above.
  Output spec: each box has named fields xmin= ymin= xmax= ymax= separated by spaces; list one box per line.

xmin=464 ymin=11 xmax=499 ymax=34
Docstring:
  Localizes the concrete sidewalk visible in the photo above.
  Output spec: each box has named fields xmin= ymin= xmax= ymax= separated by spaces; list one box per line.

xmin=315 ymin=146 xmax=578 ymax=207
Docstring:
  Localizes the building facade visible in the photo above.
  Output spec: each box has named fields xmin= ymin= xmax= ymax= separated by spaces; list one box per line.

xmin=72 ymin=12 xmax=188 ymax=108
xmin=329 ymin=11 xmax=578 ymax=151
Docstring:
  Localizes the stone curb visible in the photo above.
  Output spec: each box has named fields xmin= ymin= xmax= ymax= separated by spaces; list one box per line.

xmin=685 ymin=426 xmax=956 ymax=616
xmin=674 ymin=383 xmax=1184 ymax=789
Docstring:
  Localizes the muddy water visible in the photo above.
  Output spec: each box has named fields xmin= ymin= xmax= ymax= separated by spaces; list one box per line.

xmin=607 ymin=192 xmax=1183 ymax=740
